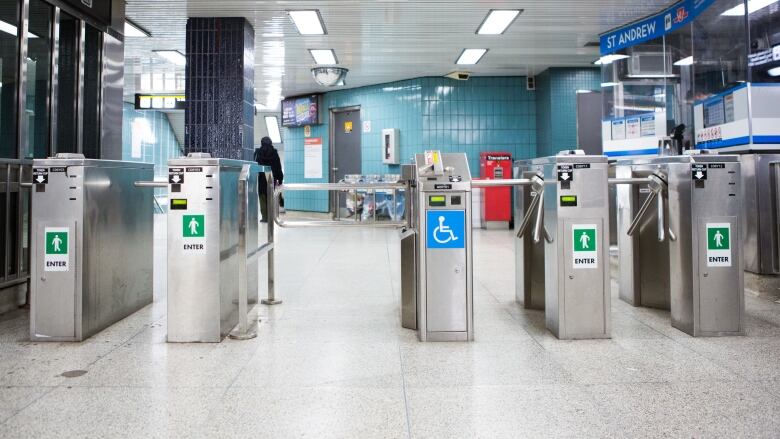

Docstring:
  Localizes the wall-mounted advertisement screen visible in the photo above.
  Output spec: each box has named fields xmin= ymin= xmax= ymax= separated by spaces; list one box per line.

xmin=281 ymin=94 xmax=322 ymax=127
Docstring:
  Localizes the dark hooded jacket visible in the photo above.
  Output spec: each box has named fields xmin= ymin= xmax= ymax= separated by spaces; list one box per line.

xmin=255 ymin=137 xmax=284 ymax=189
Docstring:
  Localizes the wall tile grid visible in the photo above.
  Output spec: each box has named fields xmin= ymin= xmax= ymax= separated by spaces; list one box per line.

xmin=121 ymin=103 xmax=183 ymax=181
xmin=536 ymin=68 xmax=601 ymax=157
xmin=282 ymin=76 xmax=536 ymax=212
xmin=185 ymin=17 xmax=255 ymax=160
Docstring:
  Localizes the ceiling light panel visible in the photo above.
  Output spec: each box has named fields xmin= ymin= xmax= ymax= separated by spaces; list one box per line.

xmin=288 ymin=10 xmax=326 ymax=35
xmin=477 ymin=9 xmax=522 ymax=34
xmin=309 ymin=49 xmax=337 ymax=65
xmin=125 ymin=20 xmax=150 ymax=37
xmin=674 ymin=56 xmax=694 ymax=66
xmin=456 ymin=49 xmax=488 ymax=65
xmin=594 ymin=54 xmax=629 ymax=65
xmin=265 ymin=116 xmax=282 ymax=143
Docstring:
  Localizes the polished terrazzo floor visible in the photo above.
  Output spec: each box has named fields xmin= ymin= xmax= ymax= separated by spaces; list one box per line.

xmin=1 ymin=215 xmax=780 ymax=438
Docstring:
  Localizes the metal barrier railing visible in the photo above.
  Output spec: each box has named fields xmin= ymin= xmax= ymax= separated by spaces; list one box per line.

xmin=0 ymin=160 xmax=32 ymax=295
xmin=273 ymin=182 xmax=410 ymax=229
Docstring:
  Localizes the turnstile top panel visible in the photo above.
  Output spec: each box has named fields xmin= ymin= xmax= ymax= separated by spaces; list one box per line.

xmin=33 ymin=158 xmax=154 ymax=169
xmin=615 ymin=154 xmax=740 ymax=167
xmin=168 ymin=157 xmax=261 ymax=171
xmin=528 ymin=154 xmax=608 ymax=166
xmin=414 ymin=153 xmax=471 ymax=192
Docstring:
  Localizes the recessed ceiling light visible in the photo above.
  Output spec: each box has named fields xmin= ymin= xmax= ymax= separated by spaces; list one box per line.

xmin=456 ymin=49 xmax=488 ymax=65
xmin=125 ymin=19 xmax=150 ymax=37
xmin=309 ymin=49 xmax=337 ymax=65
xmin=674 ymin=56 xmax=694 ymax=66
xmin=153 ymin=50 xmax=186 ymax=66
xmin=288 ymin=10 xmax=327 ymax=35
xmin=265 ymin=116 xmax=282 ymax=143
xmin=768 ymin=66 xmax=780 ymax=77
xmin=721 ymin=0 xmax=778 ymax=16
xmin=477 ymin=10 xmax=522 ymax=35
xmin=593 ymin=54 xmax=629 ymax=65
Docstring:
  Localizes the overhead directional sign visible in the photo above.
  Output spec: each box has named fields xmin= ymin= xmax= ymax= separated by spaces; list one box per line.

xmin=169 ymin=168 xmax=185 ymax=184
xmin=558 ymin=165 xmax=574 ymax=182
xmin=33 ymin=168 xmax=48 ymax=185
xmin=692 ymin=164 xmax=707 ymax=181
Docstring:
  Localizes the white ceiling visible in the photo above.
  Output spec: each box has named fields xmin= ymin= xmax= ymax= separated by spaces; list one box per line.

xmin=123 ymin=0 xmax=675 ymax=110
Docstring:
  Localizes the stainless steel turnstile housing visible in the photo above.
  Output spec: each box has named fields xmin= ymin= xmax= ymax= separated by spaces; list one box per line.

xmin=616 ymin=153 xmax=744 ymax=336
xmin=741 ymin=153 xmax=780 ymax=275
xmin=414 ymin=152 xmax=473 ymax=341
xmin=542 ymin=153 xmax=611 ymax=339
xmin=513 ymin=159 xmax=545 ymax=310
xmin=166 ymin=157 xmax=261 ymax=342
xmin=30 ymin=157 xmax=154 ymax=341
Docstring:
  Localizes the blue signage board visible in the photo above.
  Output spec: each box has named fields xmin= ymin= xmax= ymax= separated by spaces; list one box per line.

xmin=600 ymin=0 xmax=715 ymax=55
xmin=427 ymin=210 xmax=466 ymax=249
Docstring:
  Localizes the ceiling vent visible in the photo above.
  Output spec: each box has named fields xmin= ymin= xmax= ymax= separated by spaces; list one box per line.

xmin=311 ymin=67 xmax=348 ymax=87
xmin=445 ymin=71 xmax=471 ymax=81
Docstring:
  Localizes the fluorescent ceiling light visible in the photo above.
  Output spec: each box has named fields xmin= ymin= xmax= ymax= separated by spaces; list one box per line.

xmin=601 ymin=82 xmax=620 ymax=87
xmin=288 ymin=10 xmax=326 ymax=35
xmin=153 ymin=50 xmax=186 ymax=66
xmin=309 ymin=49 xmax=337 ymax=65
xmin=722 ymin=0 xmax=778 ymax=15
xmin=125 ymin=20 xmax=150 ymax=37
xmin=0 ymin=19 xmax=38 ymax=38
xmin=594 ymin=54 xmax=629 ymax=65
xmin=477 ymin=9 xmax=522 ymax=35
xmin=674 ymin=56 xmax=694 ymax=66
xmin=768 ymin=66 xmax=780 ymax=77
xmin=264 ymin=116 xmax=282 ymax=144
xmin=456 ymin=49 xmax=488 ymax=65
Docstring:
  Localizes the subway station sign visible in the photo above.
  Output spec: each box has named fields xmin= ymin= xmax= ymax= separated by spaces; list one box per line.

xmin=600 ymin=0 xmax=715 ymax=54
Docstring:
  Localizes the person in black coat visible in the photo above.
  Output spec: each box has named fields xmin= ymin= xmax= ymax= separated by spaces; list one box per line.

xmin=255 ymin=136 xmax=284 ymax=221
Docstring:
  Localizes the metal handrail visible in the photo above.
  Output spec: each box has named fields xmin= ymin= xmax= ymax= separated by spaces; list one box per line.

xmin=230 ymin=164 xmax=256 ymax=340
xmin=472 ymin=178 xmax=534 ymax=188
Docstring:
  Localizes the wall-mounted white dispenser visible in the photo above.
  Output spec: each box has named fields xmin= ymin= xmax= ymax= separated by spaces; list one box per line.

xmin=382 ymin=128 xmax=400 ymax=164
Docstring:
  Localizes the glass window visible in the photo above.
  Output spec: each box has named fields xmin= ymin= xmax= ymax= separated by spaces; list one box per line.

xmin=0 ymin=0 xmax=20 ymax=158
xmin=747 ymin=0 xmax=780 ymax=82
xmin=81 ymin=24 xmax=101 ymax=158
xmin=55 ymin=12 xmax=78 ymax=154
xmin=692 ymin=0 xmax=748 ymax=99
xmin=25 ymin=0 xmax=53 ymax=159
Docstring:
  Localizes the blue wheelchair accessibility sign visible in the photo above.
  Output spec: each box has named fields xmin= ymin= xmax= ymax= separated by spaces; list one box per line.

xmin=427 ymin=210 xmax=466 ymax=249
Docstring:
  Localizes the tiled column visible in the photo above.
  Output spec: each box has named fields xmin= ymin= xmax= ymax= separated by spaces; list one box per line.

xmin=185 ymin=17 xmax=255 ymax=160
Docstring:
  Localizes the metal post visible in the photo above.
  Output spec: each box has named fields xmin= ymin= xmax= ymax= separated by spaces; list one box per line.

xmin=230 ymin=165 xmax=257 ymax=339
xmin=262 ymin=172 xmax=281 ymax=305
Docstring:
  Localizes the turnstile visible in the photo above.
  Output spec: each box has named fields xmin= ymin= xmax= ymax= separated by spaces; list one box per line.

xmin=513 ymin=159 xmax=545 ymax=310
xmin=741 ymin=153 xmax=780 ymax=275
xmin=30 ymin=155 xmax=154 ymax=341
xmin=541 ymin=152 xmax=611 ymax=339
xmin=616 ymin=153 xmax=744 ymax=336
xmin=413 ymin=152 xmax=473 ymax=341
xmin=166 ymin=155 xmax=262 ymax=342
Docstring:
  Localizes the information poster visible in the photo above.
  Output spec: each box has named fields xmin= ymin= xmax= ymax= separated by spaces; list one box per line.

xmin=640 ymin=115 xmax=655 ymax=137
xmin=723 ymin=94 xmax=735 ymax=124
xmin=626 ymin=118 xmax=641 ymax=139
xmin=304 ymin=138 xmax=323 ymax=179
xmin=611 ymin=120 xmax=626 ymax=140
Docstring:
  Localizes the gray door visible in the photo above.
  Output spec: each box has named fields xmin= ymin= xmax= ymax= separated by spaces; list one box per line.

xmin=576 ymin=91 xmax=603 ymax=155
xmin=331 ymin=109 xmax=361 ymax=213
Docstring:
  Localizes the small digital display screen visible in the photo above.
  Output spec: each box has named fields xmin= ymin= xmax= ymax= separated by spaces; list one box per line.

xmin=429 ymin=196 xmax=447 ymax=207
xmin=171 ymin=199 xmax=188 ymax=210
xmin=560 ymin=195 xmax=578 ymax=207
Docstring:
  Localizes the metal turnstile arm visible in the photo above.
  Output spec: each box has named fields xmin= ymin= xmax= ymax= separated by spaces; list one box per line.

xmin=623 ymin=174 xmax=668 ymax=242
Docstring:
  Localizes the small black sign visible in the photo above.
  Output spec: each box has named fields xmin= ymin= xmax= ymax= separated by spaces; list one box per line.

xmin=169 ymin=168 xmax=185 ymax=184
xmin=708 ymin=163 xmax=726 ymax=169
xmin=32 ymin=168 xmax=48 ymax=185
xmin=50 ymin=167 xmax=67 ymax=173
xmin=558 ymin=165 xmax=574 ymax=182
xmin=186 ymin=167 xmax=203 ymax=173
xmin=573 ymin=163 xmax=591 ymax=169
xmin=692 ymin=164 xmax=707 ymax=181
xmin=434 ymin=184 xmax=453 ymax=190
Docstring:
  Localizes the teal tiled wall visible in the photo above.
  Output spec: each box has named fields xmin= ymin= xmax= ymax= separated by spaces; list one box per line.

xmin=282 ymin=76 xmax=536 ymax=212
xmin=535 ymin=68 xmax=601 ymax=157
xmin=122 ymin=103 xmax=183 ymax=181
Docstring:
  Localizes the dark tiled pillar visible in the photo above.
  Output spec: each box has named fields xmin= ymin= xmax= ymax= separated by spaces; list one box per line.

xmin=185 ymin=17 xmax=255 ymax=160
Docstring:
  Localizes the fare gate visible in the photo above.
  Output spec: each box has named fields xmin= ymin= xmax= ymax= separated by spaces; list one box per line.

xmin=615 ymin=152 xmax=745 ymax=336
xmin=30 ymin=155 xmax=154 ymax=341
